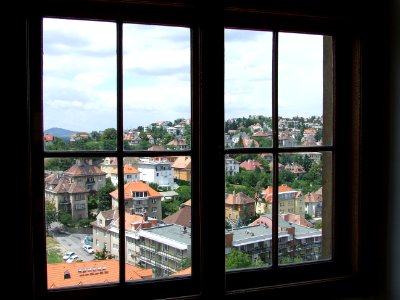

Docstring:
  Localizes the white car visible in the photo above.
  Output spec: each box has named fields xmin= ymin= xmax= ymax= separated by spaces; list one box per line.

xmin=66 ymin=255 xmax=79 ymax=263
xmin=83 ymin=244 xmax=95 ymax=254
xmin=63 ymin=251 xmax=77 ymax=261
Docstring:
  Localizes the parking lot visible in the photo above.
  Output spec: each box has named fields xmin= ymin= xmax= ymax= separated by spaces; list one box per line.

xmin=52 ymin=231 xmax=94 ymax=262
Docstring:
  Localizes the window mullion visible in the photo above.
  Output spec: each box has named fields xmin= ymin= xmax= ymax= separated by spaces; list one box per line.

xmin=272 ymin=31 xmax=279 ymax=269
xmin=116 ymin=21 xmax=125 ymax=285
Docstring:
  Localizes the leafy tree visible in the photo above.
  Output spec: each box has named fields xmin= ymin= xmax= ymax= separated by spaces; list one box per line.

xmin=90 ymin=131 xmax=101 ymax=141
xmin=58 ymin=210 xmax=73 ymax=227
xmin=302 ymin=154 xmax=313 ymax=172
xmin=314 ymin=128 xmax=323 ymax=142
xmin=226 ymin=249 xmax=253 ymax=270
xmin=45 ymin=201 xmax=58 ymax=234
xmin=313 ymin=220 xmax=322 ymax=229
xmin=175 ymin=185 xmax=191 ymax=205
xmin=94 ymin=246 xmax=114 ymax=260
xmin=97 ymin=178 xmax=115 ymax=211
xmin=44 ymin=158 xmax=75 ymax=171
xmin=161 ymin=199 xmax=180 ymax=218
xmin=102 ymin=128 xmax=117 ymax=141
xmin=305 ymin=213 xmax=313 ymax=221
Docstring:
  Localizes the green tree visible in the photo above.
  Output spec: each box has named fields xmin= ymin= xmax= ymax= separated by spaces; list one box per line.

xmin=226 ymin=249 xmax=253 ymax=270
xmin=45 ymin=201 xmax=58 ymax=234
xmin=44 ymin=158 xmax=75 ymax=171
xmin=102 ymin=128 xmax=117 ymax=140
xmin=97 ymin=178 xmax=115 ymax=211
xmin=94 ymin=246 xmax=114 ymax=260
xmin=175 ymin=185 xmax=191 ymax=205
xmin=58 ymin=210 xmax=73 ymax=227
xmin=161 ymin=199 xmax=181 ymax=218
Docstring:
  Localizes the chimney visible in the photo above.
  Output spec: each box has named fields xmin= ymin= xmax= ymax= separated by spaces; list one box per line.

xmin=88 ymin=159 xmax=92 ymax=165
xmin=75 ymin=159 xmax=81 ymax=165
xmin=143 ymin=212 xmax=148 ymax=221
xmin=64 ymin=270 xmax=71 ymax=279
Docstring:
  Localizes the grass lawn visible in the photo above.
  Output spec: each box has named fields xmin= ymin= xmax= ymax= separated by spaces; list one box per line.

xmin=46 ymin=236 xmax=63 ymax=264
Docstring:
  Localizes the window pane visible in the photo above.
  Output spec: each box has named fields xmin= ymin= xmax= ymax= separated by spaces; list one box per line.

xmin=225 ymin=29 xmax=273 ymax=149
xmin=123 ymin=24 xmax=191 ymax=151
xmin=43 ymin=19 xmax=117 ymax=151
xmin=278 ymin=152 xmax=332 ymax=265
xmin=45 ymin=157 xmax=119 ymax=289
xmin=225 ymin=154 xmax=273 ymax=270
xmin=105 ymin=156 xmax=192 ymax=279
xmin=278 ymin=33 xmax=333 ymax=147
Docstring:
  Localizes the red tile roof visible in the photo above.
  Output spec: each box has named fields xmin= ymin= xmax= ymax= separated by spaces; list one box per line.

xmin=239 ymin=159 xmax=264 ymax=171
xmin=262 ymin=184 xmax=301 ymax=203
xmin=109 ymin=181 xmax=161 ymax=200
xmin=64 ymin=161 xmax=106 ymax=177
xmin=47 ymin=260 xmax=152 ymax=289
xmin=163 ymin=204 xmax=191 ymax=228
xmin=225 ymin=192 xmax=255 ymax=205
xmin=110 ymin=164 xmax=140 ymax=175
xmin=172 ymin=267 xmax=191 ymax=276
xmin=171 ymin=156 xmax=191 ymax=169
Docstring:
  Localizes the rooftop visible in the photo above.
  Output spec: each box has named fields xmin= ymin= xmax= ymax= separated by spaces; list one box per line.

xmin=139 ymin=224 xmax=191 ymax=250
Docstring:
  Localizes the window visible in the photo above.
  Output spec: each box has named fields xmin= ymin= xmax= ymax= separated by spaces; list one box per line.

xmin=30 ymin=1 xmax=360 ymax=299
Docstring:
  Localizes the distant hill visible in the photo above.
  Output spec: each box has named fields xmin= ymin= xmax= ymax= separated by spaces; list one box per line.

xmin=44 ymin=127 xmax=77 ymax=139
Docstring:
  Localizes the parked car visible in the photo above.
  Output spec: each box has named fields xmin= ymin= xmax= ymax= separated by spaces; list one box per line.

xmin=66 ymin=255 xmax=79 ymax=263
xmin=83 ymin=244 xmax=95 ymax=254
xmin=63 ymin=251 xmax=78 ymax=261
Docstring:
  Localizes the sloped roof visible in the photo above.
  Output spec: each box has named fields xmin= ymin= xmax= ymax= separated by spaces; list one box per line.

xmin=64 ymin=161 xmax=106 ymax=177
xmin=47 ymin=260 xmax=152 ymax=289
xmin=163 ymin=204 xmax=191 ymax=228
xmin=110 ymin=164 xmax=140 ymax=175
xmin=109 ymin=181 xmax=161 ymax=200
xmin=262 ymin=184 xmax=302 ymax=203
xmin=171 ymin=156 xmax=191 ymax=169
xmin=225 ymin=192 xmax=255 ymax=205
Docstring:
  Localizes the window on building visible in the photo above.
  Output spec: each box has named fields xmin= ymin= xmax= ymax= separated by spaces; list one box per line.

xmin=31 ymin=1 xmax=359 ymax=299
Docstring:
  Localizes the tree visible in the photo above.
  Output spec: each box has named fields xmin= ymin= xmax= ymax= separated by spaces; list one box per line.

xmin=175 ymin=185 xmax=191 ymax=205
xmin=44 ymin=158 xmax=75 ymax=171
xmin=45 ymin=201 xmax=58 ymax=234
xmin=102 ymin=128 xmax=117 ymax=141
xmin=94 ymin=246 xmax=114 ymax=260
xmin=226 ymin=249 xmax=253 ymax=270
xmin=97 ymin=178 xmax=115 ymax=211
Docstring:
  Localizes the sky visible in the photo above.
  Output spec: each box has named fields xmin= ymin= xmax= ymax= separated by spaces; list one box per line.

xmin=43 ymin=18 xmax=324 ymax=132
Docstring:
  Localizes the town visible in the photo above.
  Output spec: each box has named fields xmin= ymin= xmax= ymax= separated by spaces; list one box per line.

xmin=44 ymin=115 xmax=327 ymax=288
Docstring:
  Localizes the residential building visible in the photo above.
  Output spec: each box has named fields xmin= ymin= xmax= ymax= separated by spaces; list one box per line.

xmin=159 ymin=191 xmax=179 ymax=202
xmin=137 ymin=158 xmax=175 ymax=188
xmin=166 ymin=139 xmax=189 ymax=150
xmin=171 ymin=156 xmax=191 ymax=182
xmin=110 ymin=163 xmax=141 ymax=186
xmin=43 ymin=134 xmax=55 ymax=143
xmin=91 ymin=209 xmax=158 ymax=265
xmin=225 ymin=157 xmax=240 ymax=176
xmin=100 ymin=157 xmax=118 ymax=177
xmin=163 ymin=199 xmax=191 ymax=228
xmin=225 ymin=192 xmax=256 ymax=225
xmin=304 ymin=187 xmax=323 ymax=217
xmin=44 ymin=159 xmax=106 ymax=220
xmin=256 ymin=184 xmax=304 ymax=217
xmin=284 ymin=163 xmax=306 ymax=177
xmin=239 ymin=159 xmax=264 ymax=171
xmin=110 ymin=181 xmax=163 ymax=220
xmin=137 ymin=224 xmax=191 ymax=277
xmin=47 ymin=260 xmax=152 ymax=289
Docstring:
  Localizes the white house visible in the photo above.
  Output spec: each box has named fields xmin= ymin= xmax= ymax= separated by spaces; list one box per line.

xmin=137 ymin=158 xmax=175 ymax=188
xmin=110 ymin=164 xmax=141 ymax=186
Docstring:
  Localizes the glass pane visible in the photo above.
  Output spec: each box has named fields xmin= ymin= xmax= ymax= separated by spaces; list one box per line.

xmin=123 ymin=24 xmax=191 ymax=151
xmin=278 ymin=152 xmax=332 ymax=265
xmin=104 ymin=156 xmax=192 ymax=279
xmin=225 ymin=154 xmax=273 ymax=270
xmin=278 ymin=33 xmax=333 ymax=147
xmin=225 ymin=29 xmax=273 ymax=149
xmin=45 ymin=157 xmax=119 ymax=289
xmin=43 ymin=18 xmax=117 ymax=151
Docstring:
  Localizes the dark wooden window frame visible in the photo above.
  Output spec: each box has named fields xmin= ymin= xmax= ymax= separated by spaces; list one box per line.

xmin=28 ymin=1 xmax=361 ymax=299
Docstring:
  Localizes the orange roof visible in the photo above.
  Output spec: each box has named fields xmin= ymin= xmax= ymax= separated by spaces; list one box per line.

xmin=47 ymin=260 xmax=152 ymax=289
xmin=110 ymin=164 xmax=140 ymax=175
xmin=110 ymin=181 xmax=161 ymax=200
xmin=114 ymin=212 xmax=158 ymax=230
xmin=239 ymin=159 xmax=264 ymax=171
xmin=262 ymin=184 xmax=301 ymax=202
xmin=183 ymin=199 xmax=191 ymax=206
xmin=171 ymin=156 xmax=191 ymax=169
xmin=43 ymin=134 xmax=55 ymax=142
xmin=225 ymin=192 xmax=255 ymax=205
xmin=172 ymin=267 xmax=191 ymax=276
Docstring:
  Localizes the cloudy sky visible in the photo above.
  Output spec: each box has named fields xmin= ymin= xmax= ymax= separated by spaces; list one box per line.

xmin=43 ymin=18 xmax=323 ymax=132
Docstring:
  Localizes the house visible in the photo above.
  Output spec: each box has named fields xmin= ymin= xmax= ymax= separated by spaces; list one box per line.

xmin=110 ymin=164 xmax=141 ymax=186
xmin=284 ymin=163 xmax=306 ymax=177
xmin=239 ymin=159 xmax=264 ymax=171
xmin=137 ymin=224 xmax=191 ymax=277
xmin=44 ymin=159 xmax=106 ymax=220
xmin=100 ymin=157 xmax=118 ymax=177
xmin=159 ymin=190 xmax=179 ymax=202
xmin=137 ymin=158 xmax=174 ymax=188
xmin=92 ymin=209 xmax=158 ymax=264
xmin=225 ymin=192 xmax=256 ymax=225
xmin=166 ymin=138 xmax=189 ymax=150
xmin=256 ymin=184 xmax=304 ymax=216
xmin=47 ymin=260 xmax=152 ymax=289
xmin=304 ymin=187 xmax=323 ymax=217
xmin=225 ymin=157 xmax=240 ymax=176
xmin=171 ymin=156 xmax=191 ymax=182
xmin=110 ymin=181 xmax=162 ymax=220
xmin=163 ymin=199 xmax=192 ymax=228
xmin=43 ymin=134 xmax=55 ymax=143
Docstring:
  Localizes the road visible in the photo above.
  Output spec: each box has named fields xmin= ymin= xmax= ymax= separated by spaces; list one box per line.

xmin=53 ymin=232 xmax=94 ymax=261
